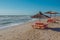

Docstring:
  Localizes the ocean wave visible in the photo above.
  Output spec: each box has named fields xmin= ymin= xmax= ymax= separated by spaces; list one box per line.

xmin=0 ymin=15 xmax=32 ymax=29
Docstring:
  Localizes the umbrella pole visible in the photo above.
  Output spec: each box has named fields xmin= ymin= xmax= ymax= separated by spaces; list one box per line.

xmin=50 ymin=14 xmax=51 ymax=18
xmin=55 ymin=14 xmax=56 ymax=17
xmin=54 ymin=14 xmax=56 ymax=18
xmin=39 ymin=18 xmax=40 ymax=21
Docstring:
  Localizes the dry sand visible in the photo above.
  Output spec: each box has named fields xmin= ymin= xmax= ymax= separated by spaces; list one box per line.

xmin=0 ymin=17 xmax=60 ymax=40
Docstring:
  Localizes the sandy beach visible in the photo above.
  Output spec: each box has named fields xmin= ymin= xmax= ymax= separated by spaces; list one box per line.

xmin=0 ymin=17 xmax=60 ymax=40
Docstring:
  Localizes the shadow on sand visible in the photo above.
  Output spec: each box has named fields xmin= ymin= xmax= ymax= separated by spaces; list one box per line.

xmin=46 ymin=28 xmax=60 ymax=32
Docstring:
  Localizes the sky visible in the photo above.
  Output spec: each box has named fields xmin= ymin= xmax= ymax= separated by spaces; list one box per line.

xmin=0 ymin=0 xmax=60 ymax=15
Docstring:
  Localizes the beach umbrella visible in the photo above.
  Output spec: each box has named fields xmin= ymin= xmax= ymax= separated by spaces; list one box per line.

xmin=31 ymin=11 xmax=50 ymax=21
xmin=45 ymin=11 xmax=58 ymax=17
xmin=31 ymin=11 xmax=50 ymax=18
xmin=31 ymin=12 xmax=43 ymax=20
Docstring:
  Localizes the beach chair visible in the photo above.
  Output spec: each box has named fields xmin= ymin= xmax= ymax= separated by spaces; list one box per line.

xmin=32 ymin=22 xmax=48 ymax=29
xmin=47 ymin=18 xmax=57 ymax=23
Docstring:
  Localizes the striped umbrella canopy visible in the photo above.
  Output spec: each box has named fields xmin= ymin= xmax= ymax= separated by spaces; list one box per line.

xmin=31 ymin=12 xmax=44 ymax=18
xmin=31 ymin=12 xmax=50 ymax=18
xmin=45 ymin=11 xmax=59 ymax=17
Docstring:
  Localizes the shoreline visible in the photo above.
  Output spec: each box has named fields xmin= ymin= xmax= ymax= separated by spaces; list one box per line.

xmin=0 ymin=18 xmax=37 ymax=30
xmin=0 ymin=16 xmax=60 ymax=30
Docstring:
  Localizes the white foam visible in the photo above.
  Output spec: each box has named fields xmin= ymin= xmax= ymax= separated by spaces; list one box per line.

xmin=0 ymin=19 xmax=37 ymax=30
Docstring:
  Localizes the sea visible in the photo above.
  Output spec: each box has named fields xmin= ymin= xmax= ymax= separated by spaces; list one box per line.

xmin=0 ymin=15 xmax=34 ymax=29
